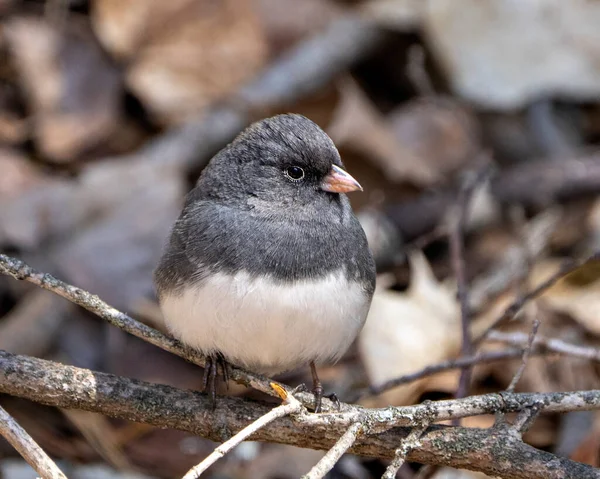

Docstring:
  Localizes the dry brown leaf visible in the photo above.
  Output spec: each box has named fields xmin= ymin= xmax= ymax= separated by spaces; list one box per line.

xmin=329 ymin=79 xmax=480 ymax=187
xmin=252 ymin=0 xmax=342 ymax=54
xmin=93 ymin=0 xmax=268 ymax=125
xmin=358 ymin=251 xmax=461 ymax=407
xmin=532 ymin=258 xmax=600 ymax=335
xmin=387 ymin=98 xmax=481 ymax=183
xmin=423 ymin=0 xmax=600 ymax=109
xmin=328 ymin=77 xmax=439 ymax=186
xmin=91 ymin=0 xmax=197 ymax=59
xmin=5 ymin=16 xmax=122 ymax=162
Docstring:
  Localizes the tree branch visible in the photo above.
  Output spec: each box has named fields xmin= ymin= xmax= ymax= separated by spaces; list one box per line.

xmin=302 ymin=422 xmax=363 ymax=479
xmin=475 ymin=250 xmax=600 ymax=344
xmin=1 ymin=350 xmax=599 ymax=478
xmin=385 ymin=155 xmax=600 ymax=242
xmin=450 ymin=167 xmax=491 ymax=401
xmin=367 ymin=348 xmax=540 ymax=396
xmin=506 ymin=319 xmax=540 ymax=393
xmin=182 ymin=385 xmax=303 ymax=479
xmin=489 ymin=330 xmax=600 ymax=360
xmin=0 ymin=405 xmax=67 ymax=479
xmin=382 ymin=426 xmax=427 ymax=479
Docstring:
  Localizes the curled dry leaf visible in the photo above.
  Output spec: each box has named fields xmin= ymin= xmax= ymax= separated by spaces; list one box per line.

xmin=251 ymin=0 xmax=342 ymax=54
xmin=358 ymin=251 xmax=461 ymax=407
xmin=329 ymin=78 xmax=480 ymax=187
xmin=387 ymin=98 xmax=481 ymax=183
xmin=328 ymin=77 xmax=438 ymax=186
xmin=91 ymin=0 xmax=198 ymax=59
xmin=93 ymin=0 xmax=268 ymax=125
xmin=532 ymin=258 xmax=600 ymax=336
xmin=423 ymin=0 xmax=600 ymax=109
xmin=5 ymin=16 xmax=122 ymax=162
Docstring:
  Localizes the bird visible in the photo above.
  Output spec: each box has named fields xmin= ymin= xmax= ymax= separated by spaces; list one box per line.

xmin=153 ymin=113 xmax=376 ymax=412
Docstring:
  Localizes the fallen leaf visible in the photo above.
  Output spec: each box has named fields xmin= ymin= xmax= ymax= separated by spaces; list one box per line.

xmin=358 ymin=251 xmax=461 ymax=406
xmin=93 ymin=0 xmax=268 ymax=125
xmin=532 ymin=258 xmax=600 ymax=336
xmin=91 ymin=0 xmax=197 ymax=59
xmin=5 ymin=16 xmax=122 ymax=162
xmin=387 ymin=97 xmax=481 ymax=183
xmin=252 ymin=0 xmax=342 ymax=54
xmin=328 ymin=77 xmax=439 ymax=186
xmin=423 ymin=0 xmax=600 ymax=109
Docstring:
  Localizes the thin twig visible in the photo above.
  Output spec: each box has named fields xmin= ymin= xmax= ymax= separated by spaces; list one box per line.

xmin=367 ymin=348 xmax=537 ymax=397
xmin=512 ymin=403 xmax=544 ymax=434
xmin=488 ymin=330 xmax=600 ymax=361
xmin=506 ymin=320 xmax=541 ymax=393
xmin=182 ymin=386 xmax=303 ymax=479
xmin=302 ymin=422 xmax=364 ymax=479
xmin=451 ymin=168 xmax=491 ymax=402
xmin=0 ymin=405 xmax=67 ymax=479
xmin=495 ymin=321 xmax=540 ymax=429
xmin=475 ymin=251 xmax=600 ymax=345
xmin=382 ymin=426 xmax=428 ymax=479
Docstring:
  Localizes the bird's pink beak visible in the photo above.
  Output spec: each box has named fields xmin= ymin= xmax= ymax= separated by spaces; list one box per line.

xmin=320 ymin=164 xmax=363 ymax=193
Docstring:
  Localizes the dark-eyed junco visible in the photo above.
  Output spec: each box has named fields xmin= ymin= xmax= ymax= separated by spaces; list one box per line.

xmin=153 ymin=114 xmax=376 ymax=411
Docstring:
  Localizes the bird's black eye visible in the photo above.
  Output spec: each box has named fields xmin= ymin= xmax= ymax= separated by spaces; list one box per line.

xmin=285 ymin=166 xmax=305 ymax=181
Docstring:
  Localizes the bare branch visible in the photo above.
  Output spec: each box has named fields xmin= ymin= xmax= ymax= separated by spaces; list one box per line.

xmin=302 ymin=422 xmax=363 ymax=479
xmin=386 ymin=155 xmax=600 ymax=242
xmin=488 ymin=330 xmax=600 ymax=361
xmin=382 ymin=426 xmax=427 ymax=479
xmin=1 ymin=350 xmax=600 ymax=478
xmin=182 ymin=386 xmax=304 ymax=479
xmin=506 ymin=319 xmax=541 ymax=393
xmin=450 ymin=167 xmax=492 ymax=401
xmin=368 ymin=323 xmax=600 ymax=398
xmin=475 ymin=250 xmax=600 ymax=344
xmin=367 ymin=348 xmax=539 ymax=396
xmin=0 ymin=405 xmax=67 ymax=479
xmin=512 ymin=403 xmax=543 ymax=434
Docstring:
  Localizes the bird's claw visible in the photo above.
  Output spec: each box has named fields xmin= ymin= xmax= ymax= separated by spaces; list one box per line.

xmin=202 ymin=354 xmax=231 ymax=409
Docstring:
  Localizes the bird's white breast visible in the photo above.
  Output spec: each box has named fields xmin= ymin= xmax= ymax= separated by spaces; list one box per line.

xmin=159 ymin=270 xmax=370 ymax=374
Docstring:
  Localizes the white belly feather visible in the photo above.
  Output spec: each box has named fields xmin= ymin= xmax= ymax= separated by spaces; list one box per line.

xmin=160 ymin=269 xmax=370 ymax=374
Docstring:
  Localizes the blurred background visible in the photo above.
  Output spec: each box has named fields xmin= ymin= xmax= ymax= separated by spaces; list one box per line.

xmin=2 ymin=0 xmax=600 ymax=477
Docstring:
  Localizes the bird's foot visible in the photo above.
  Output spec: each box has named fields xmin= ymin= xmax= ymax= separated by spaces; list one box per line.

xmin=202 ymin=353 xmax=232 ymax=409
xmin=309 ymin=361 xmax=340 ymax=413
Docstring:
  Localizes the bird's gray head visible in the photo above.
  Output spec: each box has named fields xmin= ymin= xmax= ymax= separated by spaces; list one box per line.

xmin=195 ymin=114 xmax=362 ymax=210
